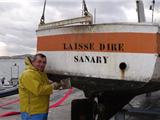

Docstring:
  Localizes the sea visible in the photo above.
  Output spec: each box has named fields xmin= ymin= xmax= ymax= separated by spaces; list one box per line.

xmin=0 ymin=58 xmax=25 ymax=85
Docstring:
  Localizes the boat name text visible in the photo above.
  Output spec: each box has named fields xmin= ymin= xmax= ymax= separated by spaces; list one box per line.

xmin=74 ymin=55 xmax=109 ymax=64
xmin=64 ymin=43 xmax=124 ymax=51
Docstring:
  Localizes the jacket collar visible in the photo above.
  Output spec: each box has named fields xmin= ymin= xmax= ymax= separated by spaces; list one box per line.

xmin=25 ymin=57 xmax=37 ymax=71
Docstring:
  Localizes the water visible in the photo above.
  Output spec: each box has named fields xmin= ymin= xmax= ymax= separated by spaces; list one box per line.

xmin=0 ymin=58 xmax=25 ymax=85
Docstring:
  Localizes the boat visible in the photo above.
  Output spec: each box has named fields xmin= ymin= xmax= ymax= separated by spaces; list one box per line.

xmin=37 ymin=0 xmax=160 ymax=119
xmin=0 ymin=77 xmax=18 ymax=98
xmin=0 ymin=86 xmax=18 ymax=98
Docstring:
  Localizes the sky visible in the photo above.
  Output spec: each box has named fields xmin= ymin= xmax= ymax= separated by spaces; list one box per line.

xmin=0 ymin=0 xmax=159 ymax=56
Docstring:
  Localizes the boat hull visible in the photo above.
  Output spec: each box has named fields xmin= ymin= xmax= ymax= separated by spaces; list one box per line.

xmin=37 ymin=23 xmax=160 ymax=82
xmin=36 ymin=23 xmax=160 ymax=95
xmin=37 ymin=22 xmax=160 ymax=119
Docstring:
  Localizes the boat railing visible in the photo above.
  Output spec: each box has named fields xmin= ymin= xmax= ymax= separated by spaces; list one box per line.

xmin=38 ymin=15 xmax=93 ymax=30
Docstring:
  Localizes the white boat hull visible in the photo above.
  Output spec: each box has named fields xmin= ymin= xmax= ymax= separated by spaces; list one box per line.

xmin=36 ymin=23 xmax=160 ymax=84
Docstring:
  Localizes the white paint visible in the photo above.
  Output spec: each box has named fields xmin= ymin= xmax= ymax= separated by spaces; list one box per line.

xmin=37 ymin=23 xmax=159 ymax=37
xmin=41 ymin=51 xmax=157 ymax=83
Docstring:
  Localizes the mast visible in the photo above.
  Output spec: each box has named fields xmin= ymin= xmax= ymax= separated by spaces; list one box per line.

xmin=82 ymin=0 xmax=89 ymax=16
xmin=136 ymin=0 xmax=146 ymax=23
xmin=40 ymin=0 xmax=47 ymax=25
xmin=81 ymin=0 xmax=93 ymax=24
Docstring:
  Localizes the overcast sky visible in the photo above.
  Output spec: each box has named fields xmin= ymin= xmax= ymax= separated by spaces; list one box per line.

xmin=0 ymin=0 xmax=159 ymax=56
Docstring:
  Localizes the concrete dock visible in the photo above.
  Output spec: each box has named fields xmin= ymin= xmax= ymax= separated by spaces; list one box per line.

xmin=0 ymin=88 xmax=85 ymax=120
xmin=1 ymin=88 xmax=160 ymax=120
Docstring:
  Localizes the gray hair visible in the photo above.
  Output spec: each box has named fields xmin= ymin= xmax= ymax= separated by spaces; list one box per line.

xmin=31 ymin=53 xmax=46 ymax=62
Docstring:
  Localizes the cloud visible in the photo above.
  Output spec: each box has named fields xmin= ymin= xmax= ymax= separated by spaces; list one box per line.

xmin=0 ymin=42 xmax=8 ymax=56
xmin=0 ymin=2 xmax=20 ymax=14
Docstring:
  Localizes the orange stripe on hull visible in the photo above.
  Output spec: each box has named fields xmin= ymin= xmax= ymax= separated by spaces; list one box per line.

xmin=37 ymin=33 xmax=158 ymax=53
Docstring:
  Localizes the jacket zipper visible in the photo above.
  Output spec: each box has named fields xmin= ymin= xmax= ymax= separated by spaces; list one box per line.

xmin=28 ymin=92 xmax=31 ymax=115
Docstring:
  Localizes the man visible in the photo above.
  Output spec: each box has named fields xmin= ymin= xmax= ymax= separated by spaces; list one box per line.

xmin=19 ymin=53 xmax=60 ymax=120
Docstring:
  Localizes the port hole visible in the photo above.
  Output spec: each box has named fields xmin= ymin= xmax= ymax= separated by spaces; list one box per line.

xmin=119 ymin=62 xmax=127 ymax=71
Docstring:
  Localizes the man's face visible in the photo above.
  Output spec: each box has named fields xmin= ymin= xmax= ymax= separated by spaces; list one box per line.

xmin=32 ymin=56 xmax=47 ymax=72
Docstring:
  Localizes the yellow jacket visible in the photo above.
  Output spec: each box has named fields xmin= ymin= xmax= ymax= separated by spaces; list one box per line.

xmin=18 ymin=57 xmax=53 ymax=115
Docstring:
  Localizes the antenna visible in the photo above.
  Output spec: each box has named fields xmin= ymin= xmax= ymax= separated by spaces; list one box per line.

xmin=40 ymin=0 xmax=47 ymax=25
xmin=94 ymin=8 xmax=96 ymax=23
xmin=150 ymin=0 xmax=155 ymax=23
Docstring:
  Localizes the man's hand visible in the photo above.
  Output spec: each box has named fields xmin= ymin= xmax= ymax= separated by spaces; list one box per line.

xmin=51 ymin=82 xmax=61 ymax=90
xmin=51 ymin=78 xmax=71 ymax=90
xmin=60 ymin=78 xmax=71 ymax=89
xmin=48 ymin=79 xmax=53 ymax=84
